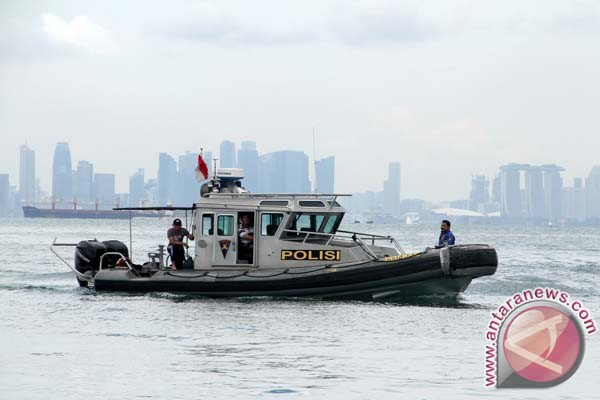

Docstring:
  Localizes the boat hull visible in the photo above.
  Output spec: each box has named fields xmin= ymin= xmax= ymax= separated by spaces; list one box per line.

xmin=91 ymin=245 xmax=498 ymax=299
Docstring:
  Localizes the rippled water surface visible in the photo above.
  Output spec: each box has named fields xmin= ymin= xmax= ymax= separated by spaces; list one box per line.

xmin=0 ymin=218 xmax=598 ymax=399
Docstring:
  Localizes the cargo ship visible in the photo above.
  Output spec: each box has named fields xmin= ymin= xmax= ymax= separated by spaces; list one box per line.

xmin=23 ymin=206 xmax=163 ymax=219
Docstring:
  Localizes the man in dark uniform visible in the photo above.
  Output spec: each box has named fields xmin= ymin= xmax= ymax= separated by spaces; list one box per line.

xmin=167 ymin=218 xmax=195 ymax=269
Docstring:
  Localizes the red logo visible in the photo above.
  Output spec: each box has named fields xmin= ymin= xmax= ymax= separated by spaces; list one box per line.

xmin=503 ymin=305 xmax=582 ymax=383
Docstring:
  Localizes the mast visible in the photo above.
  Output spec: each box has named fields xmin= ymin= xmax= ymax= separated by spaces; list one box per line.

xmin=312 ymin=127 xmax=317 ymax=193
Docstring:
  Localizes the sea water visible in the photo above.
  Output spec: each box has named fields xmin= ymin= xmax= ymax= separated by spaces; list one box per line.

xmin=0 ymin=218 xmax=598 ymax=399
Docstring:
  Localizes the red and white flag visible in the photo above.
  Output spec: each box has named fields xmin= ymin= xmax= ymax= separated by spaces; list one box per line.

xmin=195 ymin=152 xmax=209 ymax=182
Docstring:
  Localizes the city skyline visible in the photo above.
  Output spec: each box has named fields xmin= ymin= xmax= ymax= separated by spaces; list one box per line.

xmin=4 ymin=138 xmax=599 ymax=203
xmin=3 ymin=139 xmax=600 ymax=204
xmin=4 ymin=137 xmax=600 ymax=223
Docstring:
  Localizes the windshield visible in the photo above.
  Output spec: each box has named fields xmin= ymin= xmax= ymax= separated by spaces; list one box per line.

xmin=284 ymin=213 xmax=343 ymax=237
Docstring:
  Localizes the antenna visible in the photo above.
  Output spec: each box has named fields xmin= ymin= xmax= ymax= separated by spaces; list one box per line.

xmin=312 ymin=127 xmax=317 ymax=193
xmin=212 ymin=158 xmax=219 ymax=180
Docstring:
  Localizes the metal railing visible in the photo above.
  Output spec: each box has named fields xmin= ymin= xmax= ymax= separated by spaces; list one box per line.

xmin=98 ymin=252 xmax=133 ymax=272
xmin=50 ymin=239 xmax=137 ymax=283
xmin=50 ymin=239 xmax=93 ymax=282
xmin=337 ymin=229 xmax=405 ymax=254
xmin=279 ymin=228 xmax=404 ymax=260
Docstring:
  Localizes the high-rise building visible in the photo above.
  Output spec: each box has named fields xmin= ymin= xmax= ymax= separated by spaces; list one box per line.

xmin=129 ymin=169 xmax=145 ymax=207
xmin=469 ymin=175 xmax=489 ymax=212
xmin=220 ymin=140 xmax=237 ymax=168
xmin=383 ymin=162 xmax=401 ymax=216
xmin=158 ymin=152 xmax=177 ymax=205
xmin=93 ymin=173 xmax=115 ymax=205
xmin=259 ymin=151 xmax=311 ymax=193
xmin=237 ymin=141 xmax=259 ymax=191
xmin=499 ymin=163 xmax=525 ymax=218
xmin=524 ymin=166 xmax=545 ymax=219
xmin=562 ymin=178 xmax=586 ymax=222
xmin=19 ymin=145 xmax=35 ymax=204
xmin=145 ymin=178 xmax=159 ymax=206
xmin=52 ymin=142 xmax=73 ymax=201
xmin=491 ymin=174 xmax=501 ymax=204
xmin=541 ymin=164 xmax=563 ymax=221
xmin=0 ymin=174 xmax=9 ymax=216
xmin=179 ymin=152 xmax=200 ymax=205
xmin=75 ymin=161 xmax=94 ymax=203
xmin=315 ymin=156 xmax=335 ymax=194
xmin=585 ymin=166 xmax=600 ymax=220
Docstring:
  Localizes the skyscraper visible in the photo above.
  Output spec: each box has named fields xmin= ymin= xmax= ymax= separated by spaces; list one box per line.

xmin=541 ymin=164 xmax=564 ymax=221
xmin=0 ymin=174 xmax=9 ymax=216
xmin=585 ymin=165 xmax=600 ymax=220
xmin=562 ymin=178 xmax=586 ymax=222
xmin=220 ymin=140 xmax=236 ymax=168
xmin=129 ymin=169 xmax=145 ymax=207
xmin=52 ymin=142 xmax=73 ymax=201
xmin=524 ymin=166 xmax=545 ymax=219
xmin=237 ymin=141 xmax=259 ymax=191
xmin=469 ymin=175 xmax=489 ymax=212
xmin=75 ymin=161 xmax=94 ymax=203
xmin=178 ymin=152 xmax=200 ymax=205
xmin=499 ymin=163 xmax=525 ymax=218
xmin=19 ymin=145 xmax=35 ymax=204
xmin=383 ymin=162 xmax=401 ymax=216
xmin=491 ymin=174 xmax=501 ymax=204
xmin=158 ymin=152 xmax=177 ymax=205
xmin=93 ymin=173 xmax=115 ymax=205
xmin=315 ymin=156 xmax=335 ymax=194
xmin=259 ymin=151 xmax=311 ymax=193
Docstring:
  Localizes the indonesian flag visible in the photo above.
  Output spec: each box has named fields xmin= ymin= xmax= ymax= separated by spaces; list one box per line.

xmin=195 ymin=152 xmax=209 ymax=182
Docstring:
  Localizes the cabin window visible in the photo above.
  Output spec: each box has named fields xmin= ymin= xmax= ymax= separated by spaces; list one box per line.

xmin=202 ymin=214 xmax=214 ymax=235
xmin=259 ymin=200 xmax=289 ymax=207
xmin=298 ymin=200 xmax=326 ymax=208
xmin=261 ymin=213 xmax=284 ymax=236
xmin=322 ymin=214 xmax=342 ymax=234
xmin=286 ymin=213 xmax=326 ymax=234
xmin=282 ymin=212 xmax=344 ymax=238
xmin=216 ymin=215 xmax=234 ymax=236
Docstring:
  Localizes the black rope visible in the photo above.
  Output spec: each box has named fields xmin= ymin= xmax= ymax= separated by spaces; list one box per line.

xmin=246 ymin=269 xmax=290 ymax=278
xmin=166 ymin=271 xmax=209 ymax=278
xmin=204 ymin=271 xmax=248 ymax=279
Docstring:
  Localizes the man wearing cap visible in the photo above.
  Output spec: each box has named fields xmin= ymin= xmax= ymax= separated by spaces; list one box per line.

xmin=167 ymin=218 xmax=195 ymax=269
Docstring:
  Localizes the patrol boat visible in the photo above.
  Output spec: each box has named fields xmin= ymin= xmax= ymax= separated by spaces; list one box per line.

xmin=51 ymin=169 xmax=498 ymax=300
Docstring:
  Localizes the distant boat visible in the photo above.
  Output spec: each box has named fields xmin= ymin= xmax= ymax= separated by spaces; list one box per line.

xmin=354 ymin=220 xmax=361 ymax=224
xmin=23 ymin=206 xmax=163 ymax=220
xmin=404 ymin=212 xmax=421 ymax=225
xmin=366 ymin=220 xmax=373 ymax=224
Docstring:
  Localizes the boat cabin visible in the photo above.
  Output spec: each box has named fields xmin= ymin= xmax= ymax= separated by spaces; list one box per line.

xmin=190 ymin=169 xmax=401 ymax=270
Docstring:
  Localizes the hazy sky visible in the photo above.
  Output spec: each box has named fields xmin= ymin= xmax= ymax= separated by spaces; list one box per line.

xmin=1 ymin=0 xmax=599 ymax=201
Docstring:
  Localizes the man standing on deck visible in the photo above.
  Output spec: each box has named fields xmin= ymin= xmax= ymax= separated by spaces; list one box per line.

xmin=167 ymin=218 xmax=195 ymax=269
xmin=438 ymin=219 xmax=456 ymax=247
